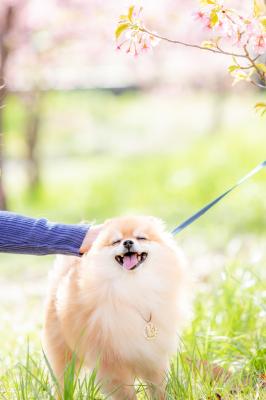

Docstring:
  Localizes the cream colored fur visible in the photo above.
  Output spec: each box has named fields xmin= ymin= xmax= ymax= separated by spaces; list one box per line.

xmin=43 ymin=216 xmax=190 ymax=400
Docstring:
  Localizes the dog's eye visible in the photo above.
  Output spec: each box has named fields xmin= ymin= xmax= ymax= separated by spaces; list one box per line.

xmin=112 ymin=239 xmax=121 ymax=246
xmin=136 ymin=237 xmax=147 ymax=241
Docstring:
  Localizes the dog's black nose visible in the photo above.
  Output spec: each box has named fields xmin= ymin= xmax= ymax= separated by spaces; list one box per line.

xmin=123 ymin=240 xmax=134 ymax=250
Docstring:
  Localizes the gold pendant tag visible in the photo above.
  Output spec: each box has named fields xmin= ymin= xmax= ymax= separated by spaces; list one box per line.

xmin=144 ymin=321 xmax=158 ymax=340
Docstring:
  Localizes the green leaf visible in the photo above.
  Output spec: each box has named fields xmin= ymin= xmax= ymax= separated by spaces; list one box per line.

xmin=210 ymin=9 xmax=219 ymax=27
xmin=233 ymin=71 xmax=249 ymax=80
xmin=201 ymin=40 xmax=216 ymax=49
xmin=255 ymin=102 xmax=266 ymax=116
xmin=255 ymin=102 xmax=266 ymax=107
xmin=228 ymin=65 xmax=240 ymax=73
xmin=115 ymin=23 xmax=130 ymax=40
xmin=259 ymin=16 xmax=266 ymax=32
xmin=128 ymin=5 xmax=135 ymax=22
xmin=253 ymin=0 xmax=266 ymax=17
xmin=200 ymin=0 xmax=216 ymax=5
xmin=256 ymin=63 xmax=266 ymax=73
xmin=119 ymin=14 xmax=128 ymax=22
xmin=232 ymin=69 xmax=254 ymax=86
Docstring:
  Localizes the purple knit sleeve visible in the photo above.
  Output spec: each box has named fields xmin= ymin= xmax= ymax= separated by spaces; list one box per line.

xmin=0 ymin=211 xmax=90 ymax=256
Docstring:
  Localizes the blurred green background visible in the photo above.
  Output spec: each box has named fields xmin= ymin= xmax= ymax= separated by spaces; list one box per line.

xmin=3 ymin=90 xmax=266 ymax=232
xmin=1 ymin=90 xmax=265 ymax=360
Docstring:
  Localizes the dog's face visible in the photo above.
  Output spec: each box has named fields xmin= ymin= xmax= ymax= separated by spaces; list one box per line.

xmin=87 ymin=216 xmax=178 ymax=278
xmin=102 ymin=217 xmax=161 ymax=271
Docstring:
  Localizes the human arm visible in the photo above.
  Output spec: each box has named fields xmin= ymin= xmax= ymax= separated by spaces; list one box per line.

xmin=0 ymin=211 xmax=100 ymax=256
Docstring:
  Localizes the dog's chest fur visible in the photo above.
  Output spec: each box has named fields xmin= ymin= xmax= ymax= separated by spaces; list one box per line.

xmin=55 ymin=261 xmax=181 ymax=370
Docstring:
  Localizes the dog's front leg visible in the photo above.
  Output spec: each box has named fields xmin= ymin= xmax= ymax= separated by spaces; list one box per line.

xmin=142 ymin=369 xmax=167 ymax=400
xmin=98 ymin=364 xmax=137 ymax=400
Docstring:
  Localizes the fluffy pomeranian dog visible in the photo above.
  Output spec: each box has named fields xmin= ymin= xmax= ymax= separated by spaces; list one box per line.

xmin=43 ymin=216 xmax=190 ymax=400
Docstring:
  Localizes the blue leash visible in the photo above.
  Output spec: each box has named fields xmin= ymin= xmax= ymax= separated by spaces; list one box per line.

xmin=171 ymin=160 xmax=266 ymax=236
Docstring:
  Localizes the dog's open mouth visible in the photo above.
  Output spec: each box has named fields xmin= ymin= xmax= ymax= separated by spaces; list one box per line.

xmin=115 ymin=252 xmax=148 ymax=270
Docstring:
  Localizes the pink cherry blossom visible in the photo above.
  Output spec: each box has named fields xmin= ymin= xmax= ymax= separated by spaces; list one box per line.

xmin=252 ymin=33 xmax=266 ymax=55
xmin=131 ymin=4 xmax=144 ymax=23
xmin=116 ymin=1 xmax=266 ymax=89
xmin=117 ymin=29 xmax=159 ymax=56
xmin=192 ymin=4 xmax=266 ymax=58
xmin=116 ymin=4 xmax=160 ymax=56
xmin=117 ymin=31 xmax=141 ymax=56
xmin=246 ymin=18 xmax=262 ymax=36
xmin=192 ymin=10 xmax=208 ymax=22
xmin=192 ymin=10 xmax=212 ymax=31
xmin=214 ymin=13 xmax=237 ymax=38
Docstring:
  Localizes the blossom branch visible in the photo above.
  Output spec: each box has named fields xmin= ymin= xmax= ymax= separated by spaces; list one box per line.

xmin=139 ymin=27 xmax=247 ymax=58
xmin=115 ymin=2 xmax=266 ymax=115
xmin=244 ymin=45 xmax=266 ymax=82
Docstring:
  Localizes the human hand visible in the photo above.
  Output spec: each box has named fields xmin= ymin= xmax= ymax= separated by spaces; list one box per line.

xmin=79 ymin=224 xmax=103 ymax=254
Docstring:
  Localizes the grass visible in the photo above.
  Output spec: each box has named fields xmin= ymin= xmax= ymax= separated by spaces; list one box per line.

xmin=0 ymin=90 xmax=265 ymax=398
xmin=0 ymin=262 xmax=265 ymax=399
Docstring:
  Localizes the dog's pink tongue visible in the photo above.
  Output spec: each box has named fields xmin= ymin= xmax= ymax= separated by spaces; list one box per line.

xmin=123 ymin=254 xmax=138 ymax=270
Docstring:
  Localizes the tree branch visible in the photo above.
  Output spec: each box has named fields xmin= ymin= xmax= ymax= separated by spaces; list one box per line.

xmin=243 ymin=45 xmax=266 ymax=84
xmin=140 ymin=27 xmax=247 ymax=58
